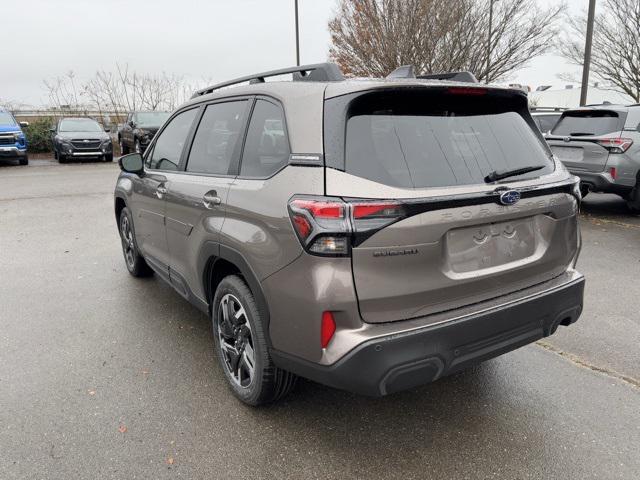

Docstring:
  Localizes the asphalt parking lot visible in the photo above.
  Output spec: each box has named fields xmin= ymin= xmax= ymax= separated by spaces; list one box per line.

xmin=1 ymin=159 xmax=639 ymax=479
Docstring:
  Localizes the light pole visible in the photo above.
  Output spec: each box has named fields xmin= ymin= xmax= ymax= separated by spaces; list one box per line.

xmin=486 ymin=0 xmax=495 ymax=84
xmin=580 ymin=0 xmax=597 ymax=106
xmin=295 ymin=0 xmax=300 ymax=66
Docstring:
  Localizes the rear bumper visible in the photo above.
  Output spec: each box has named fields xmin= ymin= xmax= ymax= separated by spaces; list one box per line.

xmin=573 ymin=170 xmax=632 ymax=196
xmin=271 ymin=273 xmax=585 ymax=396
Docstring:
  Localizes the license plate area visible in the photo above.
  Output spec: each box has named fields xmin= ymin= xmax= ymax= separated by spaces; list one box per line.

xmin=551 ymin=146 xmax=583 ymax=162
xmin=445 ymin=217 xmax=537 ymax=275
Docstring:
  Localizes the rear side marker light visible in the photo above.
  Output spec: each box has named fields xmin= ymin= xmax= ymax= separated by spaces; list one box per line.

xmin=321 ymin=311 xmax=336 ymax=349
xmin=598 ymin=137 xmax=633 ymax=153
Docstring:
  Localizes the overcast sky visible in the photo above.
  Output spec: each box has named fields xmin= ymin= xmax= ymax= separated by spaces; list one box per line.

xmin=4 ymin=0 xmax=588 ymax=107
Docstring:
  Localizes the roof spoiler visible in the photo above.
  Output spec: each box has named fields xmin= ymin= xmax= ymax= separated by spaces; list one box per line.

xmin=386 ymin=65 xmax=479 ymax=84
xmin=192 ymin=62 xmax=345 ymax=98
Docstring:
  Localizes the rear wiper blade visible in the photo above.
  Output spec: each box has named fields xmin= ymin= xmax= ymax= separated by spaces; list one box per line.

xmin=569 ymin=132 xmax=594 ymax=136
xmin=484 ymin=165 xmax=545 ymax=183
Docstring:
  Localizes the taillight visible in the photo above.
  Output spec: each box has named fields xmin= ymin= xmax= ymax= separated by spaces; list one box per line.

xmin=288 ymin=197 xmax=407 ymax=256
xmin=597 ymin=137 xmax=633 ymax=153
xmin=321 ymin=311 xmax=336 ymax=349
xmin=351 ymin=200 xmax=405 ymax=232
xmin=288 ymin=197 xmax=350 ymax=256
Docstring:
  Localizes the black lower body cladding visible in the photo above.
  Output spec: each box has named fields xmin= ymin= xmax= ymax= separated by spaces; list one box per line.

xmin=271 ymin=275 xmax=585 ymax=396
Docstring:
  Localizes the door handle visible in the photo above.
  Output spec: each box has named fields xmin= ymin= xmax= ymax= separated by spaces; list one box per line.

xmin=156 ymin=184 xmax=167 ymax=198
xmin=203 ymin=191 xmax=222 ymax=209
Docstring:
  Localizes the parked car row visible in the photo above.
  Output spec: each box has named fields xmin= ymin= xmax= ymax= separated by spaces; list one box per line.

xmin=0 ymin=109 xmax=169 ymax=166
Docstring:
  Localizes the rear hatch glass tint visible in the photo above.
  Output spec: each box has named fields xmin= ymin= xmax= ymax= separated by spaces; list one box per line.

xmin=343 ymin=89 xmax=553 ymax=189
xmin=552 ymin=110 xmax=625 ymax=137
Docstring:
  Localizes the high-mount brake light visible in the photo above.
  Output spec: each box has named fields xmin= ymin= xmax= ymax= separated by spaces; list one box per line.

xmin=447 ymin=87 xmax=488 ymax=96
xmin=597 ymin=137 xmax=633 ymax=153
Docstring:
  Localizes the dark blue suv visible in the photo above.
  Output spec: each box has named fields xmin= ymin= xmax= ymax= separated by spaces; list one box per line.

xmin=0 ymin=109 xmax=28 ymax=165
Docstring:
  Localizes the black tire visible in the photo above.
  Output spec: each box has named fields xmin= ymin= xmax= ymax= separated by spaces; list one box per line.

xmin=119 ymin=138 xmax=129 ymax=155
xmin=104 ymin=153 xmax=114 ymax=162
xmin=58 ymin=149 xmax=67 ymax=164
xmin=19 ymin=155 xmax=28 ymax=166
xmin=118 ymin=207 xmax=153 ymax=277
xmin=212 ymin=275 xmax=296 ymax=405
xmin=579 ymin=184 xmax=590 ymax=199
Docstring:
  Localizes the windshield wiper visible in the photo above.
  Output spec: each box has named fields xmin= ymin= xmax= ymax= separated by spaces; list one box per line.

xmin=484 ymin=165 xmax=545 ymax=183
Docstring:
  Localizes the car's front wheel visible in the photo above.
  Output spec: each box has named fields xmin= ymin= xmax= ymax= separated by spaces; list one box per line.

xmin=118 ymin=207 xmax=153 ymax=277
xmin=212 ymin=275 xmax=296 ymax=405
xmin=19 ymin=155 xmax=28 ymax=166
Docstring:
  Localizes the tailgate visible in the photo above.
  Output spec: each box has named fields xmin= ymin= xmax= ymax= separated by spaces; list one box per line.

xmin=349 ymin=191 xmax=578 ymax=323
xmin=548 ymin=139 xmax=611 ymax=173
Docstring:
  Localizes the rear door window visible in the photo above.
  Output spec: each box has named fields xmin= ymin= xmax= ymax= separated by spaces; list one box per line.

xmin=186 ymin=101 xmax=248 ymax=175
xmin=552 ymin=110 xmax=625 ymax=136
xmin=344 ymin=91 xmax=553 ymax=189
xmin=240 ymin=100 xmax=290 ymax=178
xmin=147 ymin=108 xmax=198 ymax=170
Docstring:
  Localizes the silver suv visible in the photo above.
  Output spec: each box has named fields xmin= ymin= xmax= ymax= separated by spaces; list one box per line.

xmin=114 ymin=63 xmax=585 ymax=405
xmin=546 ymin=105 xmax=640 ymax=209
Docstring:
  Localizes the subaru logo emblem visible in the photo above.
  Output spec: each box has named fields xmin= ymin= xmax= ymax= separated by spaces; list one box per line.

xmin=499 ymin=190 xmax=521 ymax=206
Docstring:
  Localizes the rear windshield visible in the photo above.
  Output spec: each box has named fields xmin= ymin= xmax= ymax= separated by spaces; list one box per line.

xmin=533 ymin=114 xmax=561 ymax=133
xmin=552 ymin=110 xmax=624 ymax=136
xmin=344 ymin=90 xmax=553 ymax=189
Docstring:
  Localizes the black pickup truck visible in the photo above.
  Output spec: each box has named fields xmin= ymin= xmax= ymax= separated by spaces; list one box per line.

xmin=118 ymin=111 xmax=170 ymax=154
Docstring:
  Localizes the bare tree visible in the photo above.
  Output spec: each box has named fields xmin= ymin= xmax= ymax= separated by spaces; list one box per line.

xmin=562 ymin=0 xmax=640 ymax=102
xmin=329 ymin=0 xmax=565 ymax=82
xmin=43 ymin=64 xmax=196 ymax=117
xmin=43 ymin=71 xmax=85 ymax=112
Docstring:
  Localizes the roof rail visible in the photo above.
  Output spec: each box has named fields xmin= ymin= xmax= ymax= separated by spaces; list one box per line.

xmin=192 ymin=62 xmax=345 ymax=98
xmin=386 ymin=66 xmax=478 ymax=84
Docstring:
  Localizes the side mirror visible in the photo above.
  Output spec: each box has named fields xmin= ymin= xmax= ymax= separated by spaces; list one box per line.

xmin=49 ymin=128 xmax=56 ymax=133
xmin=128 ymin=120 xmax=135 ymax=127
xmin=119 ymin=153 xmax=144 ymax=174
xmin=19 ymin=121 xmax=29 ymax=128
xmin=104 ymin=127 xmax=111 ymax=133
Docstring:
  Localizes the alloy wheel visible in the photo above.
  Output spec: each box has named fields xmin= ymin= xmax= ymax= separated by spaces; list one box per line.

xmin=216 ymin=293 xmax=255 ymax=388
xmin=120 ymin=215 xmax=135 ymax=268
